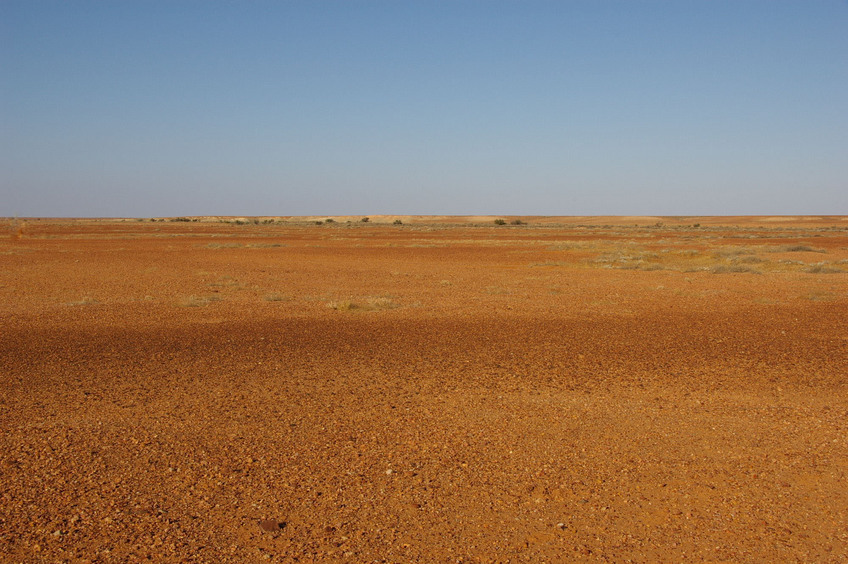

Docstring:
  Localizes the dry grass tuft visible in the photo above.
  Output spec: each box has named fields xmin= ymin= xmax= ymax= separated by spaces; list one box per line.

xmin=327 ymin=296 xmax=400 ymax=311
xmin=206 ymin=242 xmax=244 ymax=249
xmin=772 ymin=245 xmax=826 ymax=253
xmin=804 ymin=263 xmax=845 ymax=274
xmin=327 ymin=299 xmax=356 ymax=311
xmin=483 ymin=286 xmax=512 ymax=295
xmin=364 ymin=296 xmax=400 ymax=310
xmin=530 ymin=261 xmax=569 ymax=267
xmin=733 ymin=255 xmax=766 ymax=264
xmin=711 ymin=265 xmax=762 ymax=274
xmin=712 ymin=247 xmax=760 ymax=257
xmin=67 ymin=296 xmax=98 ymax=306
xmin=209 ymin=276 xmax=241 ymax=288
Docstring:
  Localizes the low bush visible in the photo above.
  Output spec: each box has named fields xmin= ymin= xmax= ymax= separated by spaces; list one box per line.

xmin=711 ymin=265 xmax=761 ymax=274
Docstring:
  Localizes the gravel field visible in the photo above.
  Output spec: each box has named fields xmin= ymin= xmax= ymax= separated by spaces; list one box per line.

xmin=2 ymin=217 xmax=847 ymax=562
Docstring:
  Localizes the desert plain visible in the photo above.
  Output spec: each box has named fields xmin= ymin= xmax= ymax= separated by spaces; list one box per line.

xmin=1 ymin=215 xmax=847 ymax=563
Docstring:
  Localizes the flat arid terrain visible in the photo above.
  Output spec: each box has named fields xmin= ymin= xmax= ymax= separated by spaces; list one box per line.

xmin=2 ymin=215 xmax=847 ymax=563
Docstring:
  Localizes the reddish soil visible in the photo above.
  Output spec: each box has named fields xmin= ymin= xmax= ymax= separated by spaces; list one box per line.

xmin=2 ymin=217 xmax=847 ymax=563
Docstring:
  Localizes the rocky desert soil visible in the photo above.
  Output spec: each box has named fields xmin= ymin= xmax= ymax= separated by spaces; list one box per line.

xmin=2 ymin=216 xmax=847 ymax=563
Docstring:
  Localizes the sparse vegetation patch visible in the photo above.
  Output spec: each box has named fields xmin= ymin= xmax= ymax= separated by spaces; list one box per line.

xmin=67 ymin=296 xmax=98 ymax=306
xmin=327 ymin=296 xmax=400 ymax=311
xmin=207 ymin=242 xmax=244 ymax=249
xmin=804 ymin=263 xmax=845 ymax=274
xmin=711 ymin=265 xmax=762 ymax=274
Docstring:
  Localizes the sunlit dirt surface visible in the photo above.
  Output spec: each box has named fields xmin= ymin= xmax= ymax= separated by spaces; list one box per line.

xmin=2 ymin=216 xmax=847 ymax=562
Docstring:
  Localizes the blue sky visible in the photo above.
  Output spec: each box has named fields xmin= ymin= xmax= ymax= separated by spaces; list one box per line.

xmin=2 ymin=1 xmax=847 ymax=217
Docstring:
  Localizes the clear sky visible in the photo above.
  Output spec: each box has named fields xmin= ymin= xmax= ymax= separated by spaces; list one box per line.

xmin=2 ymin=1 xmax=847 ymax=217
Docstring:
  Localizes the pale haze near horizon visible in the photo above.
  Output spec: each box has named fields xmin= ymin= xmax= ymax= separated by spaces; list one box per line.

xmin=2 ymin=1 xmax=847 ymax=218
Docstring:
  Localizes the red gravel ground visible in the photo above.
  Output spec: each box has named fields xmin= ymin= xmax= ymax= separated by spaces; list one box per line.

xmin=2 ymin=216 xmax=847 ymax=563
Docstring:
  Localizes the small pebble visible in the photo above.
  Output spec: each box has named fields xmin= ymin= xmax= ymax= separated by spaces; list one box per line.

xmin=258 ymin=519 xmax=285 ymax=532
